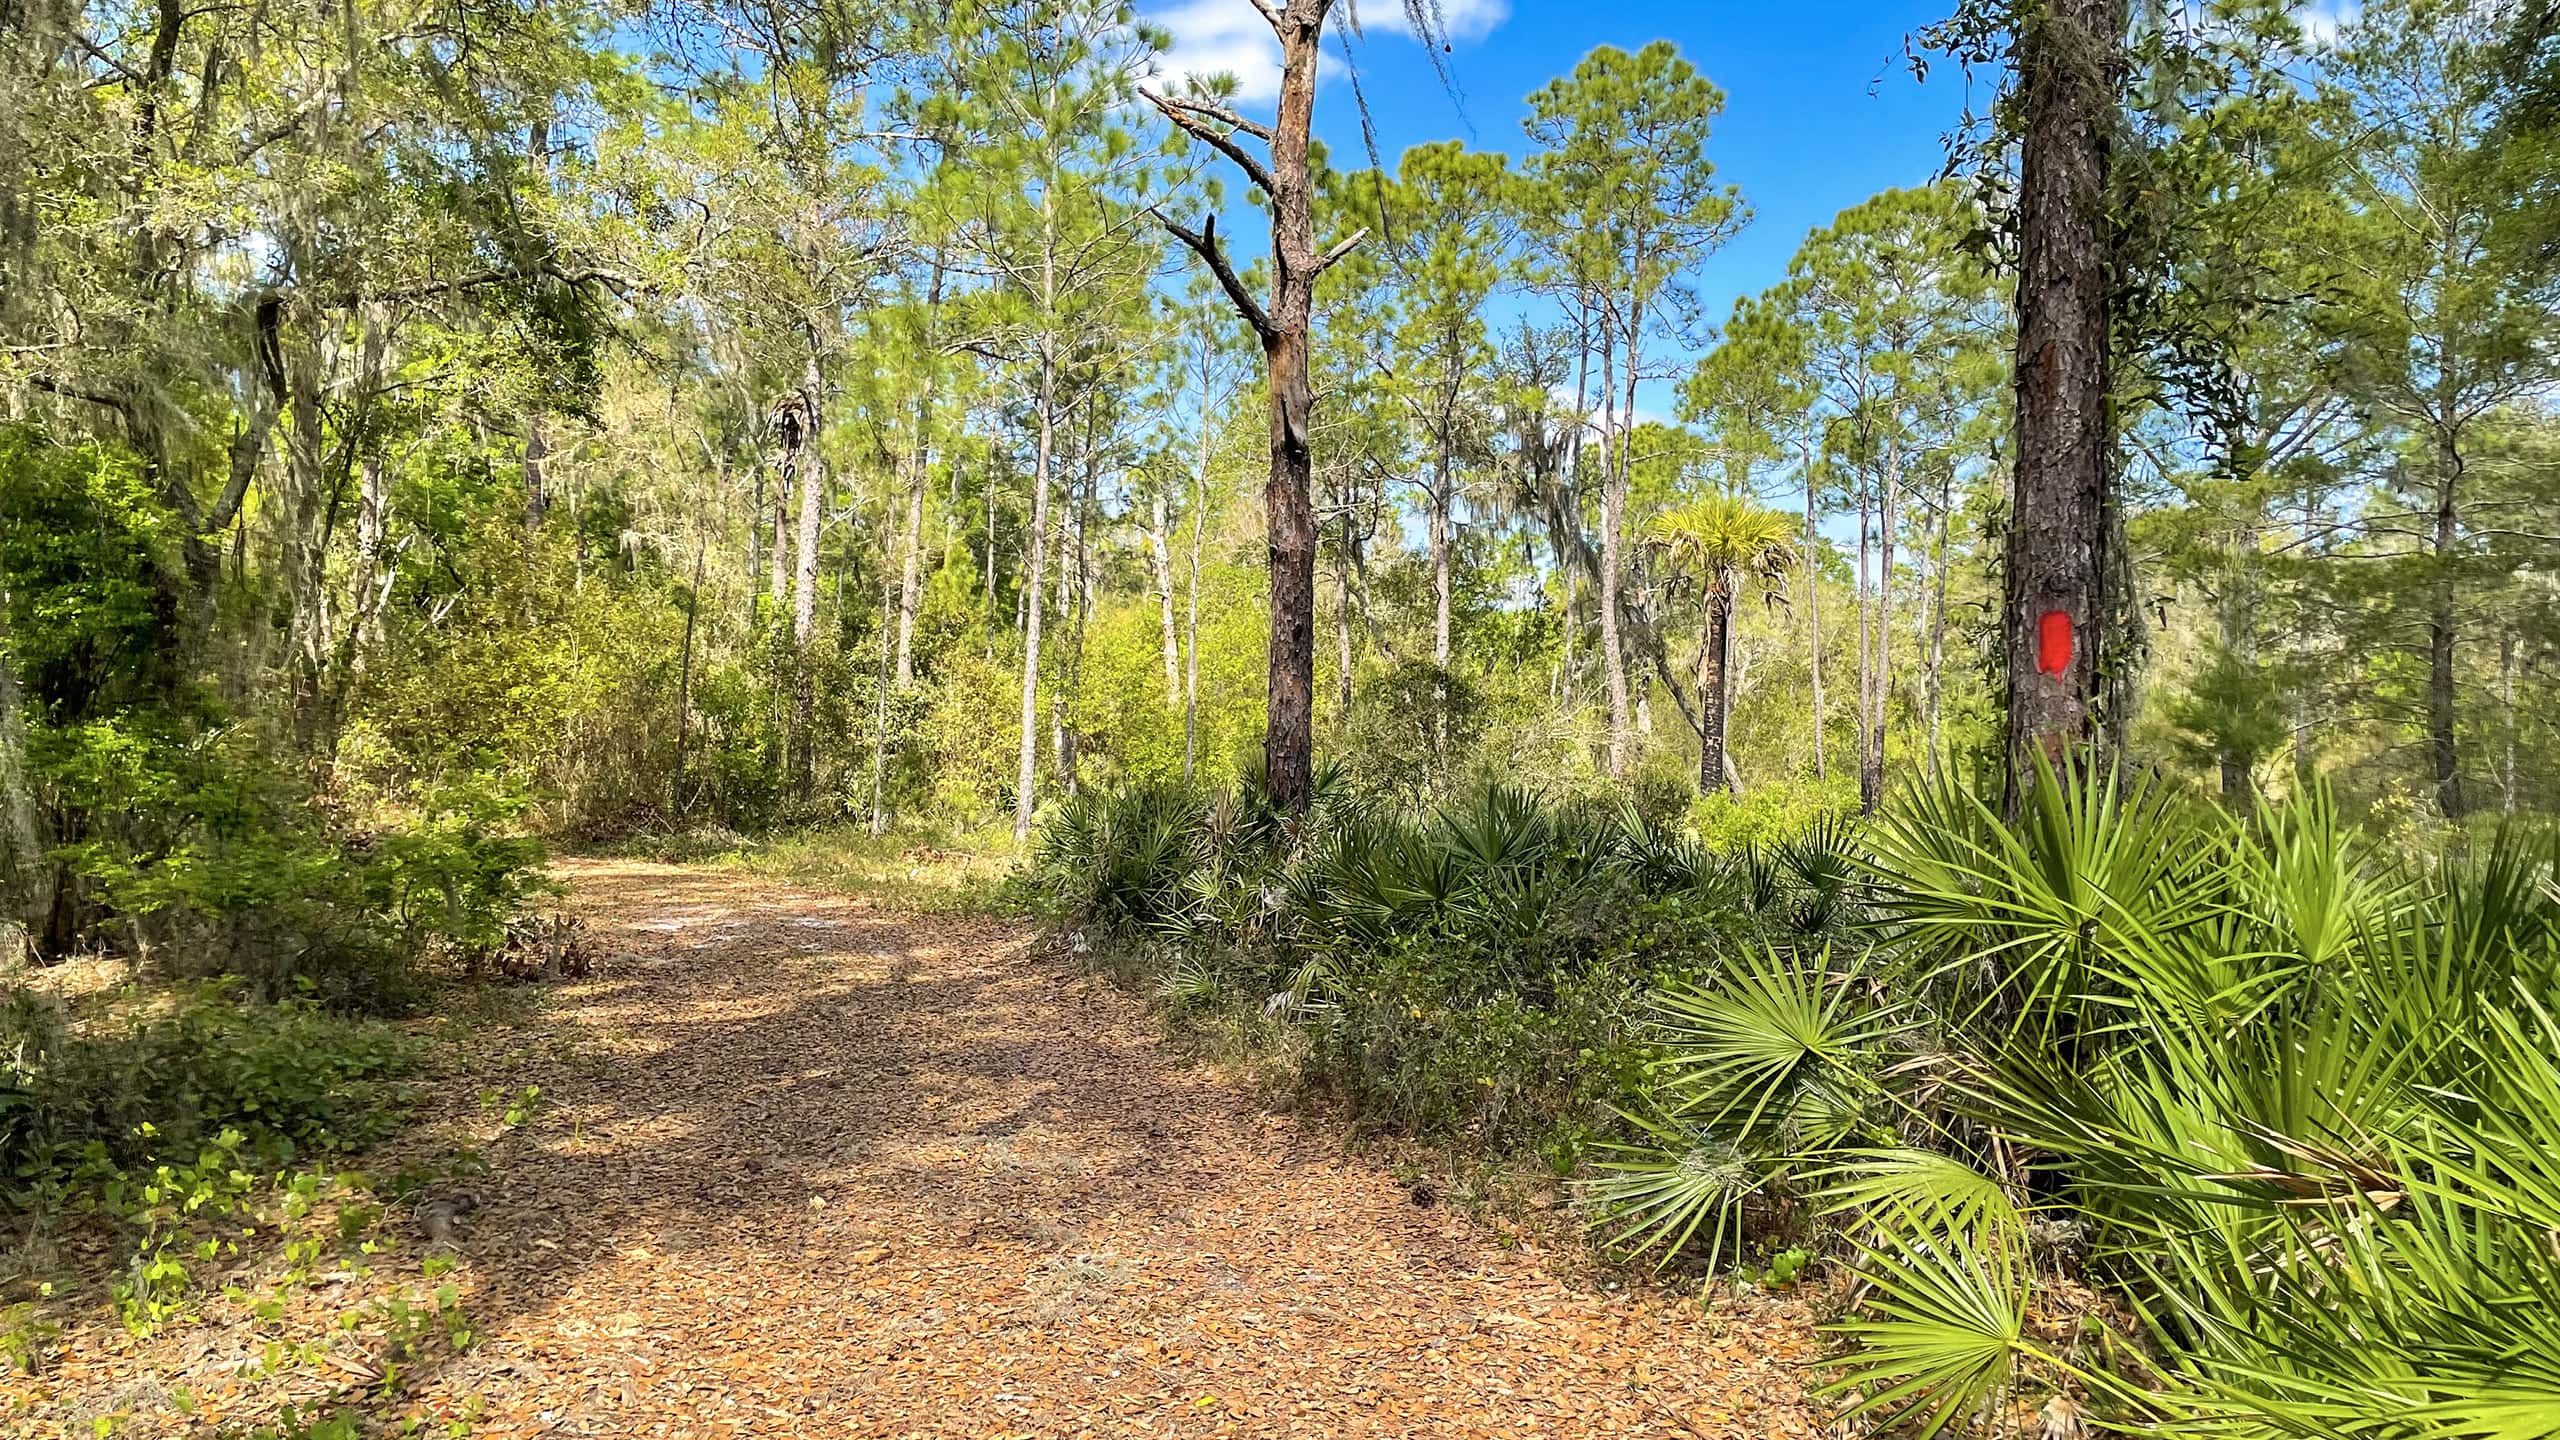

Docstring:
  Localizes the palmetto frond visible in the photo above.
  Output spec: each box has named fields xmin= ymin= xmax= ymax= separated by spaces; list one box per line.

xmin=1644 ymin=493 xmax=1799 ymax=600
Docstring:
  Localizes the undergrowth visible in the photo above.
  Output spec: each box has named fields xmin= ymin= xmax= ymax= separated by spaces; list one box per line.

xmin=1022 ymin=760 xmax=2560 ymax=1437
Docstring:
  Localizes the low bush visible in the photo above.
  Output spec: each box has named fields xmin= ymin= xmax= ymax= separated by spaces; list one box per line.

xmin=1032 ymin=761 xmax=2560 ymax=1434
xmin=1018 ymin=773 xmax=1849 ymax=1179
xmin=0 ymin=981 xmax=420 ymax=1208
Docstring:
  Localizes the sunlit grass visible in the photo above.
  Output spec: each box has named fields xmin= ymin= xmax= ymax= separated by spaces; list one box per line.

xmin=597 ymin=820 xmax=1022 ymax=913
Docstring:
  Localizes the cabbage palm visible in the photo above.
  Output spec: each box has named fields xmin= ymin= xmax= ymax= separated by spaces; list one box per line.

xmin=1646 ymin=495 xmax=1797 ymax=794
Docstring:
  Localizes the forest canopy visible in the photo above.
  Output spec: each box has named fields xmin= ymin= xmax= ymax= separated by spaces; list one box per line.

xmin=6 ymin=0 xmax=2556 ymax=927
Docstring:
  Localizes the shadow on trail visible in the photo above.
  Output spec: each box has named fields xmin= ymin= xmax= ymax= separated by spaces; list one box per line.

xmin=221 ymin=860 xmax=1818 ymax=1439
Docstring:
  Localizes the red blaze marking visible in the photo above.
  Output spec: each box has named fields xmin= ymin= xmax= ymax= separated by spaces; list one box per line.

xmin=2037 ymin=610 xmax=2074 ymax=677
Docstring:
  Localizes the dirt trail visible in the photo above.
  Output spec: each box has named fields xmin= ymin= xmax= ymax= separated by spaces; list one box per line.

xmin=27 ymin=860 xmax=1824 ymax=1438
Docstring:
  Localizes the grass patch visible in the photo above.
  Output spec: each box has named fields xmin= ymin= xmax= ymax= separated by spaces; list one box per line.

xmin=592 ymin=820 xmax=1018 ymax=913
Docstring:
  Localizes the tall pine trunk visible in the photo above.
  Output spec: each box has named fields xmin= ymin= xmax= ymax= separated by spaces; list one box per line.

xmin=895 ymin=255 xmax=944 ymax=690
xmin=1145 ymin=0 xmax=1365 ymax=812
xmin=1597 ymin=320 xmax=1632 ymax=777
xmin=673 ymin=531 xmax=705 ymax=818
xmin=1863 ymin=433 xmax=1897 ymax=814
xmin=790 ymin=353 xmax=826 ymax=802
xmin=1013 ymin=332 xmax=1057 ymax=840
xmin=1801 ymin=437 xmax=1828 ymax=782
xmin=2427 ymin=428 xmax=2463 ymax=819
xmin=1259 ymin=10 xmax=1325 ymax=814
xmin=2004 ymin=0 xmax=2116 ymax=788
xmin=1149 ymin=487 xmax=1181 ymax=707
xmin=1924 ymin=469 xmax=1955 ymax=775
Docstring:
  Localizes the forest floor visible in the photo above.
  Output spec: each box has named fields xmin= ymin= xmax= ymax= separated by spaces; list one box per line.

xmin=16 ymin=859 xmax=1826 ymax=1438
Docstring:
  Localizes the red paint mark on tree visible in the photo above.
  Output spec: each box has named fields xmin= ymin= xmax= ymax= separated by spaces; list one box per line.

xmin=2037 ymin=610 xmax=2074 ymax=677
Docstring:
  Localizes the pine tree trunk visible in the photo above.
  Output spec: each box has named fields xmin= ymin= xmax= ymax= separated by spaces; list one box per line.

xmin=1144 ymin=0 xmax=1350 ymax=812
xmin=2004 ymin=0 xmax=2116 ymax=789
xmin=1185 ymin=476 xmax=1206 ymax=785
xmin=768 ymin=456 xmax=791 ymax=619
xmin=1801 ymin=437 xmax=1828 ymax=782
xmin=747 ymin=462 xmax=765 ymax=623
xmin=0 ymin=627 xmax=48 ymax=965
xmin=1431 ymin=451 xmax=1454 ymax=671
xmin=1854 ymin=452 xmax=1874 ymax=801
xmin=791 ymin=353 xmax=826 ymax=802
xmin=674 ymin=532 xmax=705 ymax=818
xmin=1864 ymin=434 xmax=1897 ymax=814
xmin=1149 ymin=487 xmax=1181 ymax=708
xmin=1432 ymin=447 xmax=1455 ymax=750
xmin=870 ymin=511 xmax=897 ymax=836
xmin=895 ymin=256 xmax=945 ymax=690
xmin=2500 ymin=630 xmax=2517 ymax=813
xmin=1186 ymin=338 xmax=1212 ymax=784
xmin=1924 ymin=470 xmax=1954 ymax=775
xmin=2219 ymin=507 xmax=2262 ymax=807
xmin=2428 ymin=429 xmax=2464 ymax=819
xmin=1014 ymin=334 xmax=1057 ymax=840
xmin=1597 ymin=323 xmax=1631 ymax=778
xmin=1256 ymin=3 xmax=1329 ymax=815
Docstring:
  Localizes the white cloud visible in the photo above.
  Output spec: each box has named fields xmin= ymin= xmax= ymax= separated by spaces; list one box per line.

xmin=2293 ymin=1 xmax=2359 ymax=49
xmin=1142 ymin=0 xmax=1509 ymax=107
xmin=1358 ymin=0 xmax=1510 ymax=43
xmin=1147 ymin=0 xmax=1287 ymax=104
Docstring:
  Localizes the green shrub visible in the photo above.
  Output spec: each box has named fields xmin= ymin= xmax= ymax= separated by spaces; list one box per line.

xmin=1582 ymin=759 xmax=2560 ymax=1436
xmin=1025 ymin=777 xmax=1821 ymax=1185
xmin=0 ymin=982 xmax=420 ymax=1205
xmin=1304 ymin=948 xmax=1654 ymax=1156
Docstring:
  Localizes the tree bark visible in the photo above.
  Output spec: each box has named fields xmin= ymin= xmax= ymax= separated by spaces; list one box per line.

xmin=1428 ymin=444 xmax=1455 ymax=745
xmin=1184 ymin=474 xmax=1206 ymax=785
xmin=0 ymin=622 xmax=47 ymax=964
xmin=895 ymin=254 xmax=945 ymax=690
xmin=869 ymin=505 xmax=897 ymax=836
xmin=790 ymin=353 xmax=826 ymax=802
xmin=1013 ymin=329 xmax=1058 ymax=840
xmin=1258 ymin=10 xmax=1327 ymax=813
xmin=1801 ymin=436 xmax=1828 ymax=782
xmin=2217 ymin=505 xmax=2262 ymax=806
xmin=1431 ymin=449 xmax=1454 ymax=672
xmin=2004 ymin=0 xmax=2116 ymax=791
xmin=2500 ymin=629 xmax=2517 ymax=814
xmin=768 ymin=452 xmax=791 ymax=621
xmin=674 ymin=530 xmax=705 ymax=818
xmin=1144 ymin=0 xmax=1356 ymax=814
xmin=1863 ymin=433 xmax=1897 ymax=814
xmin=1924 ymin=468 xmax=1955 ymax=775
xmin=2427 ymin=427 xmax=2464 ymax=819
xmin=1149 ymin=486 xmax=1182 ymax=707
xmin=1186 ymin=330 xmax=1214 ymax=783
xmin=1698 ymin=593 xmax=1732 ymax=794
xmin=1597 ymin=320 xmax=1632 ymax=778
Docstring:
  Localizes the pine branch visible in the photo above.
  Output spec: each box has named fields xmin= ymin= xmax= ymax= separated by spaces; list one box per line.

xmin=1157 ymin=93 xmax=1274 ymax=143
xmin=1138 ymin=87 xmax=1276 ymax=198
xmin=1314 ymin=227 xmax=1369 ymax=275
xmin=1153 ymin=210 xmax=1275 ymax=344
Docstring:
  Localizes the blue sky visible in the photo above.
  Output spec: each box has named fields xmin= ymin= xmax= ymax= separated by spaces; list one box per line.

xmin=1145 ymin=0 xmax=1981 ymax=349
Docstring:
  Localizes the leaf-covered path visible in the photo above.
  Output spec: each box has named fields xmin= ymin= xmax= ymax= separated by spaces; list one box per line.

xmin=32 ymin=860 xmax=1826 ymax=1437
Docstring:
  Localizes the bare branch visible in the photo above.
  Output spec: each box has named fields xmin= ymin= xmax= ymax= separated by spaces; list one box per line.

xmin=1152 ymin=209 xmax=1274 ymax=344
xmin=1313 ymin=226 xmax=1368 ymax=275
xmin=1158 ymin=93 xmax=1273 ymax=143
xmin=1139 ymin=86 xmax=1275 ymax=198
